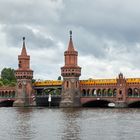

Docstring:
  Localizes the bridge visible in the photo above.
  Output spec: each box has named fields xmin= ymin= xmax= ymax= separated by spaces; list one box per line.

xmin=33 ymin=76 xmax=140 ymax=107
xmin=0 ymin=75 xmax=140 ymax=107
xmin=33 ymin=80 xmax=62 ymax=106
xmin=80 ymin=77 xmax=140 ymax=107
xmin=0 ymin=87 xmax=16 ymax=107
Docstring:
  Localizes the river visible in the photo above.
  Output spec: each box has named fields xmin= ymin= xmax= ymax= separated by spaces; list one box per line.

xmin=0 ymin=107 xmax=140 ymax=140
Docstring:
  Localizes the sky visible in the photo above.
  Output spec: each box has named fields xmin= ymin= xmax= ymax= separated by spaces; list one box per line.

xmin=0 ymin=0 xmax=140 ymax=80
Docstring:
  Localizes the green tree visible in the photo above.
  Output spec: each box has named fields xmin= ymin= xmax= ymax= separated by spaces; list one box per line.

xmin=32 ymin=79 xmax=36 ymax=83
xmin=2 ymin=79 xmax=10 ymax=85
xmin=1 ymin=68 xmax=16 ymax=86
xmin=1 ymin=68 xmax=16 ymax=82
xmin=0 ymin=80 xmax=3 ymax=87
xmin=9 ymin=81 xmax=16 ymax=87
xmin=57 ymin=76 xmax=61 ymax=80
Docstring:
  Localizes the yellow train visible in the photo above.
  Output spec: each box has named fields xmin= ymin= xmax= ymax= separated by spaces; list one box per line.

xmin=34 ymin=78 xmax=140 ymax=87
xmin=34 ymin=80 xmax=63 ymax=87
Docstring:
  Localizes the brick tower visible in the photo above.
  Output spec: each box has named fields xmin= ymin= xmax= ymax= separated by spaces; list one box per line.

xmin=13 ymin=37 xmax=33 ymax=107
xmin=115 ymin=73 xmax=127 ymax=107
xmin=60 ymin=31 xmax=81 ymax=107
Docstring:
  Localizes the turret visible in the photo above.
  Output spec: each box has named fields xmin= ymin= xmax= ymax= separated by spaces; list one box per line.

xmin=13 ymin=37 xmax=33 ymax=107
xmin=60 ymin=31 xmax=81 ymax=107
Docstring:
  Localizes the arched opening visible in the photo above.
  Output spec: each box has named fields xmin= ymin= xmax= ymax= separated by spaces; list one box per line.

xmin=66 ymin=81 xmax=69 ymax=88
xmin=128 ymin=101 xmax=140 ymax=108
xmin=102 ymin=89 xmax=106 ymax=96
xmin=2 ymin=92 xmax=4 ymax=97
xmin=134 ymin=88 xmax=139 ymax=97
xmin=92 ymin=89 xmax=96 ymax=96
xmin=43 ymin=88 xmax=61 ymax=95
xmin=108 ymin=89 xmax=113 ymax=96
xmin=82 ymin=100 xmax=113 ymax=108
xmin=82 ymin=89 xmax=86 ymax=96
xmin=12 ymin=91 xmax=15 ymax=98
xmin=97 ymin=89 xmax=101 ymax=96
xmin=0 ymin=100 xmax=14 ymax=107
xmin=113 ymin=89 xmax=117 ymax=96
xmin=76 ymin=81 xmax=78 ymax=88
xmin=54 ymin=88 xmax=61 ymax=95
xmin=128 ymin=88 xmax=133 ymax=97
xmin=18 ymin=83 xmax=22 ymax=89
xmin=5 ymin=91 xmax=8 ymax=98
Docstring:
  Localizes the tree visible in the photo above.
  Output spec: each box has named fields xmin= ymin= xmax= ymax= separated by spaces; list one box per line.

xmin=57 ymin=76 xmax=61 ymax=80
xmin=2 ymin=79 xmax=10 ymax=85
xmin=1 ymin=68 xmax=16 ymax=82
xmin=0 ymin=80 xmax=3 ymax=87
xmin=0 ymin=68 xmax=16 ymax=86
xmin=32 ymin=79 xmax=36 ymax=83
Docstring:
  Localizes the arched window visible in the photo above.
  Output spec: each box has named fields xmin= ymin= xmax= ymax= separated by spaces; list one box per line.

xmin=66 ymin=81 xmax=69 ymax=88
xmin=76 ymin=81 xmax=78 ymax=88
xmin=18 ymin=83 xmax=22 ymax=89
xmin=128 ymin=88 xmax=132 ymax=97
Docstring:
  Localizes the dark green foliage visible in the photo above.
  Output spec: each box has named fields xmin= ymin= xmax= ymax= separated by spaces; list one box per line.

xmin=0 ymin=68 xmax=16 ymax=86
xmin=57 ymin=76 xmax=61 ymax=80
xmin=0 ymin=80 xmax=3 ymax=87
xmin=32 ymin=79 xmax=36 ymax=83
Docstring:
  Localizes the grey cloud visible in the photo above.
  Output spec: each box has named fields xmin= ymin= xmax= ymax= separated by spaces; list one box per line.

xmin=0 ymin=0 xmax=62 ymax=25
xmin=1 ymin=0 xmax=140 ymax=79
xmin=2 ymin=25 xmax=57 ymax=49
xmin=60 ymin=0 xmax=140 ymax=43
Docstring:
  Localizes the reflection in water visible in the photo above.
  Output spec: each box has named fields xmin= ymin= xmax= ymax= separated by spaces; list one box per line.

xmin=14 ymin=108 xmax=36 ymax=140
xmin=61 ymin=108 xmax=81 ymax=140
xmin=0 ymin=107 xmax=140 ymax=140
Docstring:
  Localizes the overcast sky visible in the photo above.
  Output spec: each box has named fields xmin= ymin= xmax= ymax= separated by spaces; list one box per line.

xmin=1 ymin=0 xmax=140 ymax=80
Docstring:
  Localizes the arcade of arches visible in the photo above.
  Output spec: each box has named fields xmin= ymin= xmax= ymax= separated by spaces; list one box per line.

xmin=0 ymin=88 xmax=16 ymax=98
xmin=82 ymin=88 xmax=140 ymax=97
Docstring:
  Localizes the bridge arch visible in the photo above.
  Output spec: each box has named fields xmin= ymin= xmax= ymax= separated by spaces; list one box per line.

xmin=82 ymin=99 xmax=114 ymax=107
xmin=0 ymin=99 xmax=15 ymax=107
xmin=128 ymin=101 xmax=140 ymax=108
xmin=42 ymin=87 xmax=61 ymax=96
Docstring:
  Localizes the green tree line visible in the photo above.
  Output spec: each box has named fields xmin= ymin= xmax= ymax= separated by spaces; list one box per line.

xmin=0 ymin=68 xmax=16 ymax=87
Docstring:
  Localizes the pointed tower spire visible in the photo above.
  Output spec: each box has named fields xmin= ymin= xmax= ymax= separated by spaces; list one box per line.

xmin=67 ymin=30 xmax=75 ymax=51
xmin=14 ymin=37 xmax=33 ymax=107
xmin=21 ymin=37 xmax=27 ymax=56
xmin=60 ymin=31 xmax=81 ymax=107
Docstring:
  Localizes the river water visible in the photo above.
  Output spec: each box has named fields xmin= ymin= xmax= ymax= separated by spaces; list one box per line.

xmin=0 ymin=107 xmax=140 ymax=140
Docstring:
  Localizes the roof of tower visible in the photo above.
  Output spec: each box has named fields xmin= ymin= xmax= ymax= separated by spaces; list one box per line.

xmin=67 ymin=30 xmax=75 ymax=51
xmin=21 ymin=37 xmax=27 ymax=56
